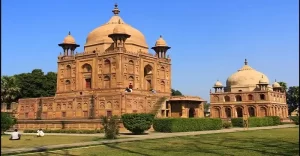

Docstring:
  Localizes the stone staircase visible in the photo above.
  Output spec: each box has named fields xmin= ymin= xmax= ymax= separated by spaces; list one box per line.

xmin=151 ymin=96 xmax=167 ymax=117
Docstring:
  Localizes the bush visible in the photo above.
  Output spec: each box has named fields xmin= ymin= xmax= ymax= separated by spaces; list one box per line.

xmin=290 ymin=116 xmax=299 ymax=125
xmin=1 ymin=113 xmax=17 ymax=134
xmin=231 ymin=116 xmax=281 ymax=127
xmin=153 ymin=118 xmax=222 ymax=133
xmin=222 ymin=121 xmax=232 ymax=129
xmin=267 ymin=116 xmax=281 ymax=125
xmin=121 ymin=113 xmax=155 ymax=134
xmin=101 ymin=115 xmax=119 ymax=139
xmin=23 ymin=129 xmax=104 ymax=134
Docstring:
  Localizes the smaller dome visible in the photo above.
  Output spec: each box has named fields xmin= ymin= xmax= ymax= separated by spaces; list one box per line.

xmin=63 ymin=32 xmax=76 ymax=44
xmin=155 ymin=35 xmax=167 ymax=47
xmin=272 ymin=80 xmax=281 ymax=88
xmin=214 ymin=80 xmax=223 ymax=87
xmin=259 ymin=75 xmax=268 ymax=84
xmin=113 ymin=22 xmax=127 ymax=34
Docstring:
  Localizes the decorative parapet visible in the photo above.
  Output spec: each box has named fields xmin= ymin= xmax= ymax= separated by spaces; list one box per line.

xmin=169 ymin=95 xmax=206 ymax=102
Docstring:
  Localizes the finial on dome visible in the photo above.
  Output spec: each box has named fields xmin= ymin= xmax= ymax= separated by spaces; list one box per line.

xmin=68 ymin=31 xmax=71 ymax=35
xmin=275 ymin=79 xmax=277 ymax=82
xmin=244 ymin=59 xmax=248 ymax=65
xmin=160 ymin=35 xmax=162 ymax=38
xmin=112 ymin=3 xmax=120 ymax=15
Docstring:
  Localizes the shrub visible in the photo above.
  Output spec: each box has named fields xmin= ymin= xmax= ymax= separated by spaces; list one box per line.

xmin=121 ymin=113 xmax=155 ymax=134
xmin=222 ymin=121 xmax=232 ymax=129
xmin=153 ymin=118 xmax=222 ymax=133
xmin=231 ymin=116 xmax=281 ymax=127
xmin=267 ymin=116 xmax=281 ymax=125
xmin=290 ymin=116 xmax=299 ymax=125
xmin=23 ymin=129 xmax=104 ymax=134
xmin=1 ymin=113 xmax=17 ymax=134
xmin=101 ymin=115 xmax=119 ymax=139
xmin=231 ymin=118 xmax=243 ymax=127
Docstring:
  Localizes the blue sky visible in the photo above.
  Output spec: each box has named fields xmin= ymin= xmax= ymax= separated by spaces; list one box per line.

xmin=2 ymin=0 xmax=299 ymax=101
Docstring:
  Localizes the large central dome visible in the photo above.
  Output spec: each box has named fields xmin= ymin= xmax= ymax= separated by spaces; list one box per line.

xmin=84 ymin=4 xmax=149 ymax=53
xmin=226 ymin=59 xmax=270 ymax=88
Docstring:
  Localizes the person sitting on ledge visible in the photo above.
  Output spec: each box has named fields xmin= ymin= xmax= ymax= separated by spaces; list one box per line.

xmin=37 ymin=129 xmax=45 ymax=137
xmin=9 ymin=129 xmax=21 ymax=140
xmin=150 ymin=88 xmax=156 ymax=94
xmin=125 ymin=87 xmax=132 ymax=92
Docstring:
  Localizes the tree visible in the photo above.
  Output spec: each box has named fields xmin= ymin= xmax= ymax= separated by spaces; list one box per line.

xmin=204 ymin=102 xmax=210 ymax=112
xmin=278 ymin=81 xmax=287 ymax=92
xmin=1 ymin=76 xmax=21 ymax=109
xmin=287 ymin=86 xmax=299 ymax=114
xmin=1 ymin=112 xmax=17 ymax=134
xmin=101 ymin=116 xmax=119 ymax=139
xmin=15 ymin=69 xmax=57 ymax=98
xmin=171 ymin=88 xmax=183 ymax=96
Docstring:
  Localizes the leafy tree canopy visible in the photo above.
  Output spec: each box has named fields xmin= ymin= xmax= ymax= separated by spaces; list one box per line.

xmin=171 ymin=89 xmax=183 ymax=96
xmin=13 ymin=69 xmax=57 ymax=99
xmin=278 ymin=81 xmax=299 ymax=114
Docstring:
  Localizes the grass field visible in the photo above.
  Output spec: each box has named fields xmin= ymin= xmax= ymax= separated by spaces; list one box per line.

xmin=16 ymin=128 xmax=299 ymax=156
xmin=1 ymin=135 xmax=104 ymax=149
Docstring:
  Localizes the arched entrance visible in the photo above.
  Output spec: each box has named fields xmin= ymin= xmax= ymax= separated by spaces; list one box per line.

xmin=214 ymin=107 xmax=221 ymax=118
xmin=248 ymin=107 xmax=255 ymax=117
xmin=189 ymin=108 xmax=195 ymax=118
xmin=260 ymin=107 xmax=267 ymax=117
xmin=144 ymin=65 xmax=153 ymax=90
xmin=225 ymin=107 xmax=231 ymax=118
xmin=236 ymin=107 xmax=243 ymax=117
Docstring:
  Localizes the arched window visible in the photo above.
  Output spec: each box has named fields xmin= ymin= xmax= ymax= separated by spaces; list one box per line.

xmin=66 ymin=65 xmax=71 ymax=77
xmin=160 ymin=66 xmax=165 ymax=79
xmin=235 ymin=95 xmax=242 ymax=102
xmin=144 ymin=65 xmax=153 ymax=90
xmin=82 ymin=64 xmax=92 ymax=73
xmin=224 ymin=96 xmax=230 ymax=102
xmin=82 ymin=64 xmax=92 ymax=89
xmin=104 ymin=76 xmax=110 ymax=88
xmin=128 ymin=60 xmax=134 ymax=74
xmin=65 ymin=80 xmax=71 ymax=91
xmin=104 ymin=59 xmax=111 ymax=74
xmin=248 ymin=94 xmax=253 ymax=101
xmin=260 ymin=94 xmax=266 ymax=100
xmin=214 ymin=96 xmax=219 ymax=102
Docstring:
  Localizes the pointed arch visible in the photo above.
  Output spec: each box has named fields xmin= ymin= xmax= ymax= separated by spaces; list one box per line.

xmin=160 ymin=66 xmax=165 ymax=79
xmin=66 ymin=65 xmax=71 ymax=77
xmin=144 ymin=64 xmax=153 ymax=90
xmin=104 ymin=59 xmax=111 ymax=74
xmin=128 ymin=60 xmax=134 ymax=74
xmin=224 ymin=96 xmax=230 ymax=102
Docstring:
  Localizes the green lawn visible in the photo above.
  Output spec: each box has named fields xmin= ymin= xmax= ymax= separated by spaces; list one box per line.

xmin=17 ymin=128 xmax=299 ymax=156
xmin=1 ymin=135 xmax=104 ymax=149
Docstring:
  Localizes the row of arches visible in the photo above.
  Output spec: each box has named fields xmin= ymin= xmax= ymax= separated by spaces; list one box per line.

xmin=212 ymin=105 xmax=288 ymax=118
xmin=215 ymin=94 xmax=267 ymax=102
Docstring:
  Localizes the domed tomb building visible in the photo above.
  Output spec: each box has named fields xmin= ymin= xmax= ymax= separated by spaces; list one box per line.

xmin=12 ymin=4 xmax=206 ymax=130
xmin=210 ymin=59 xmax=288 ymax=119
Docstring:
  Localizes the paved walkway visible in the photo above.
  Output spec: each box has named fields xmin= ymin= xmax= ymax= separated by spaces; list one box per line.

xmin=1 ymin=124 xmax=297 ymax=155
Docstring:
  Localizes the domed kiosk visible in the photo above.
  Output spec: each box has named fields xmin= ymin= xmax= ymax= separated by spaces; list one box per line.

xmin=210 ymin=59 xmax=288 ymax=119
